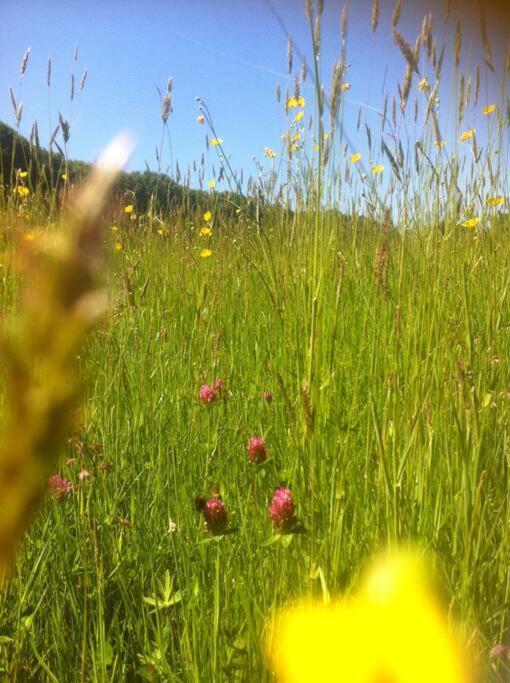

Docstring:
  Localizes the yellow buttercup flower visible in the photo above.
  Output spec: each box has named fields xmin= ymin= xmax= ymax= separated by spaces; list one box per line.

xmin=124 ymin=204 xmax=134 ymax=214
xmin=203 ymin=211 xmax=212 ymax=222
xmin=267 ymin=552 xmax=468 ymax=683
xmin=111 ymin=225 xmax=119 ymax=232
xmin=114 ymin=242 xmax=122 ymax=252
xmin=487 ymin=196 xmax=504 ymax=207
xmin=350 ymin=153 xmax=362 ymax=163
xmin=200 ymin=248 xmax=212 ymax=258
xmin=18 ymin=170 xmax=28 ymax=178
xmin=295 ymin=111 xmax=304 ymax=122
xmin=461 ymin=217 xmax=480 ymax=228
xmin=197 ymin=115 xmax=205 ymax=124
xmin=210 ymin=138 xmax=223 ymax=146
xmin=208 ymin=179 xmax=216 ymax=189
xmin=341 ymin=82 xmax=351 ymax=92
xmin=287 ymin=95 xmax=305 ymax=108
xmin=291 ymin=133 xmax=300 ymax=143
xmin=264 ymin=147 xmax=276 ymax=158
xmin=434 ymin=140 xmax=446 ymax=148
xmin=372 ymin=165 xmax=384 ymax=174
xmin=14 ymin=186 xmax=29 ymax=197
xmin=61 ymin=173 xmax=68 ymax=181
xmin=482 ymin=104 xmax=496 ymax=116
xmin=200 ymin=226 xmax=212 ymax=237
xmin=460 ymin=129 xmax=476 ymax=141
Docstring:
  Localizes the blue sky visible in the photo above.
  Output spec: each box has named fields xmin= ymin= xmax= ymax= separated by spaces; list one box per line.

xmin=0 ymin=0 xmax=506 ymax=186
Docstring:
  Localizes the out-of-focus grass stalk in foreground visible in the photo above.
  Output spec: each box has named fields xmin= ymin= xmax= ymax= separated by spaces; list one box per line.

xmin=0 ymin=134 xmax=132 ymax=582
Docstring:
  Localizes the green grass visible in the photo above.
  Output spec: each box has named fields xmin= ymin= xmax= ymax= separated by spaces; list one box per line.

xmin=1 ymin=215 xmax=510 ymax=680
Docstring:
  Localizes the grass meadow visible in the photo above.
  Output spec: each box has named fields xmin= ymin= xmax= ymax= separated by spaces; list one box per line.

xmin=1 ymin=1 xmax=510 ymax=680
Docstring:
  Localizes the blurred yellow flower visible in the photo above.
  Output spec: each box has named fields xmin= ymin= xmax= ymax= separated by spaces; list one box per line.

xmin=264 ymin=147 xmax=276 ymax=158
xmin=372 ymin=165 xmax=384 ymax=174
xmin=200 ymin=226 xmax=212 ymax=237
xmin=114 ymin=242 xmax=122 ymax=252
xmin=289 ymin=143 xmax=299 ymax=154
xmin=130 ymin=213 xmax=137 ymax=221
xmin=124 ymin=204 xmax=134 ymax=213
xmin=291 ymin=133 xmax=300 ymax=143
xmin=341 ymin=82 xmax=351 ymax=92
xmin=210 ymin=138 xmax=223 ymax=146
xmin=23 ymin=231 xmax=35 ymax=242
xmin=200 ymin=248 xmax=212 ymax=258
xmin=287 ymin=95 xmax=305 ymax=108
xmin=197 ymin=115 xmax=205 ymax=124
xmin=295 ymin=111 xmax=304 ymax=122
xmin=111 ymin=225 xmax=119 ymax=232
xmin=350 ymin=153 xmax=362 ymax=163
xmin=267 ymin=552 xmax=467 ymax=683
xmin=460 ymin=129 xmax=476 ymax=141
xmin=482 ymin=104 xmax=496 ymax=116
xmin=461 ymin=217 xmax=480 ymax=228
xmin=14 ymin=186 xmax=29 ymax=197
xmin=61 ymin=173 xmax=68 ymax=181
xmin=208 ymin=179 xmax=216 ymax=189
xmin=434 ymin=140 xmax=446 ymax=148
xmin=418 ymin=78 xmax=430 ymax=92
xmin=18 ymin=170 xmax=28 ymax=178
xmin=487 ymin=196 xmax=504 ymax=207
xmin=203 ymin=210 xmax=212 ymax=222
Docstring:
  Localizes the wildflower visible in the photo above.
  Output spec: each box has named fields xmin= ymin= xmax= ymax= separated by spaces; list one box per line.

xmin=210 ymin=138 xmax=223 ymax=146
xmin=195 ymin=496 xmax=227 ymax=535
xmin=200 ymin=248 xmax=212 ymax=258
xmin=203 ymin=210 xmax=212 ymax=222
xmin=17 ymin=170 xmax=28 ymax=178
xmin=248 ymin=436 xmax=267 ymax=464
xmin=482 ymin=104 xmax=496 ymax=116
xmin=287 ymin=95 xmax=305 ymax=108
xmin=418 ymin=77 xmax=430 ymax=92
xmin=349 ymin=152 xmax=362 ymax=163
xmin=130 ymin=213 xmax=137 ymax=221
xmin=268 ymin=487 xmax=295 ymax=532
xmin=295 ymin=111 xmax=304 ymax=122
xmin=197 ymin=114 xmax=205 ymax=124
xmin=372 ymin=165 xmax=384 ymax=174
xmin=460 ymin=129 xmax=476 ymax=141
xmin=263 ymin=391 xmax=273 ymax=403
xmin=13 ymin=186 xmax=29 ymax=197
xmin=78 ymin=469 xmax=92 ymax=482
xmin=487 ymin=196 xmax=504 ymax=207
xmin=460 ymin=217 xmax=480 ymax=228
xmin=200 ymin=226 xmax=212 ymax=237
xmin=434 ymin=140 xmax=446 ymax=148
xmin=48 ymin=474 xmax=72 ymax=501
xmin=199 ymin=384 xmax=217 ymax=404
xmin=341 ymin=82 xmax=351 ymax=92
xmin=111 ymin=225 xmax=119 ymax=232
xmin=213 ymin=378 xmax=225 ymax=397
xmin=323 ymin=133 xmax=329 ymax=141
xmin=124 ymin=204 xmax=133 ymax=213
xmin=208 ymin=179 xmax=216 ymax=189
xmin=289 ymin=144 xmax=299 ymax=154
xmin=61 ymin=173 xmax=68 ymax=181
xmin=266 ymin=551 xmax=468 ymax=683
xmin=264 ymin=147 xmax=276 ymax=158
xmin=114 ymin=242 xmax=122 ymax=252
